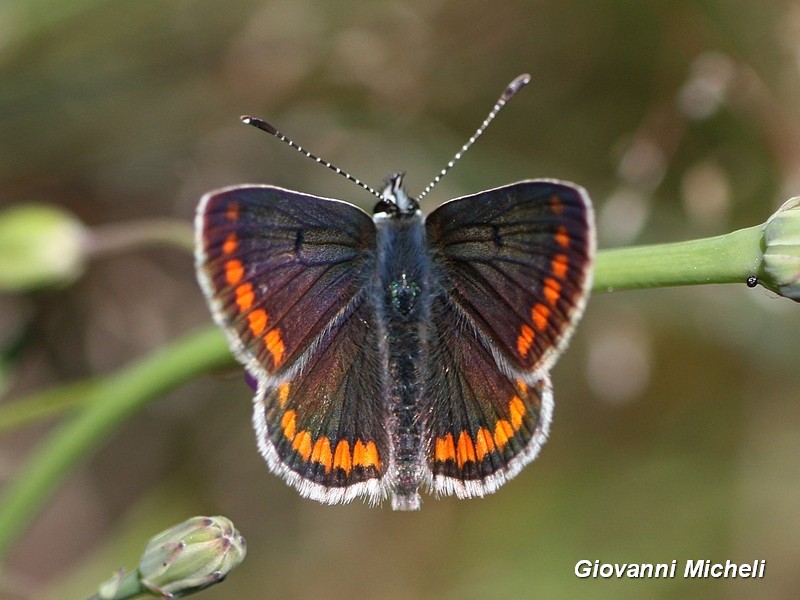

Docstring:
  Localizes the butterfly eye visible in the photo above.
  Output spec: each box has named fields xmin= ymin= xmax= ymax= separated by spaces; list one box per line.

xmin=375 ymin=173 xmax=418 ymax=216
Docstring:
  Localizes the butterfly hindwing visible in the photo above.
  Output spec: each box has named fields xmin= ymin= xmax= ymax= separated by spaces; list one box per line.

xmin=424 ymin=290 xmax=553 ymax=497
xmin=253 ymin=299 xmax=389 ymax=505
xmin=196 ymin=185 xmax=389 ymax=503
xmin=423 ymin=180 xmax=593 ymax=494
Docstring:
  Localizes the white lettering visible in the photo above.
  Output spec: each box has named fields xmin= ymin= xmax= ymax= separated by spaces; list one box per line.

xmin=684 ymin=560 xmax=706 ymax=578
xmin=575 ymin=560 xmax=593 ymax=578
xmin=576 ymin=558 xmax=764 ymax=579
xmin=723 ymin=560 xmax=737 ymax=578
xmin=654 ymin=561 xmax=675 ymax=578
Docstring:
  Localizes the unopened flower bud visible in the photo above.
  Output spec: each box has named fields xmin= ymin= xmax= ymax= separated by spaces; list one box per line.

xmin=762 ymin=196 xmax=800 ymax=301
xmin=0 ymin=203 xmax=87 ymax=290
xmin=138 ymin=516 xmax=246 ymax=598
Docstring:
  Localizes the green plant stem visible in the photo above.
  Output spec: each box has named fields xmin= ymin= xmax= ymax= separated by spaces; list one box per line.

xmin=88 ymin=570 xmax=144 ymax=600
xmin=0 ymin=222 xmax=773 ymax=562
xmin=0 ymin=227 xmax=770 ymax=435
xmin=0 ymin=380 xmax=99 ymax=433
xmin=0 ymin=327 xmax=233 ymax=562
xmin=592 ymin=224 xmax=765 ymax=292
xmin=3 ymin=225 xmax=760 ymax=427
xmin=86 ymin=219 xmax=195 ymax=256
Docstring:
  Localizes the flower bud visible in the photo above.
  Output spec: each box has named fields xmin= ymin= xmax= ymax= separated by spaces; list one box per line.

xmin=0 ymin=204 xmax=87 ymax=290
xmin=138 ymin=516 xmax=246 ymax=598
xmin=762 ymin=196 xmax=800 ymax=301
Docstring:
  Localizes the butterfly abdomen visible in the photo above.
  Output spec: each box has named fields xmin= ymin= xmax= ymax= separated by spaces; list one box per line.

xmin=375 ymin=212 xmax=432 ymax=510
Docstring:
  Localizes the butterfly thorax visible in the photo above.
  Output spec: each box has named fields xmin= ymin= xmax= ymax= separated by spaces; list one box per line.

xmin=373 ymin=178 xmax=432 ymax=510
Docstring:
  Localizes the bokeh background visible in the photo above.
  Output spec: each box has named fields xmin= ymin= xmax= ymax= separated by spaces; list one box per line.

xmin=2 ymin=1 xmax=800 ymax=598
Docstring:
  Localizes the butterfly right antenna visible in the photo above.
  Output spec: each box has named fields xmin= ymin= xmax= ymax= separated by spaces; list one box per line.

xmin=416 ymin=73 xmax=531 ymax=202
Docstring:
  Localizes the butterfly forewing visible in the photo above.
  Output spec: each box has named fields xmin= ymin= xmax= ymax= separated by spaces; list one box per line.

xmin=196 ymin=186 xmax=390 ymax=504
xmin=425 ymin=180 xmax=594 ymax=376
xmin=196 ymin=186 xmax=376 ymax=376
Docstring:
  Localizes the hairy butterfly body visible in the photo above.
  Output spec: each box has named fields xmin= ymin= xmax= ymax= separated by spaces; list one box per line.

xmin=195 ymin=75 xmax=595 ymax=510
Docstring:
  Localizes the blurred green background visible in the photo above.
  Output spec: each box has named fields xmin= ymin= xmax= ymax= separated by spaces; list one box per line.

xmin=2 ymin=0 xmax=799 ymax=598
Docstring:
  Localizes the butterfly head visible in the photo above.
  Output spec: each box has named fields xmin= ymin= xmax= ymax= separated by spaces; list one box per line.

xmin=374 ymin=172 xmax=419 ymax=217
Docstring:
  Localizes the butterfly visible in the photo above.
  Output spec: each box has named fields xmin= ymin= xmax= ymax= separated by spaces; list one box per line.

xmin=195 ymin=75 xmax=595 ymax=510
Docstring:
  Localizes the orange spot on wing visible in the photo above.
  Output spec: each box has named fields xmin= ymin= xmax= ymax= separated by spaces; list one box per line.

xmin=509 ymin=396 xmax=527 ymax=430
xmin=551 ymin=253 xmax=569 ymax=279
xmin=311 ymin=437 xmax=333 ymax=473
xmin=517 ymin=324 xmax=535 ymax=357
xmin=474 ymin=427 xmax=495 ymax=461
xmin=277 ymin=382 xmax=290 ymax=407
xmin=225 ymin=259 xmax=244 ymax=286
xmin=281 ymin=410 xmax=296 ymax=440
xmin=365 ymin=441 xmax=381 ymax=469
xmin=265 ymin=329 xmax=285 ymax=366
xmin=353 ymin=440 xmax=381 ymax=470
xmin=456 ymin=431 xmax=477 ymax=467
xmin=549 ymin=194 xmax=565 ymax=215
xmin=532 ymin=303 xmax=550 ymax=331
xmin=226 ymin=202 xmax=240 ymax=221
xmin=555 ymin=225 xmax=570 ymax=248
xmin=543 ymin=277 xmax=561 ymax=306
xmin=333 ymin=440 xmax=352 ymax=474
xmin=248 ymin=309 xmax=268 ymax=336
xmin=494 ymin=420 xmax=514 ymax=450
xmin=292 ymin=430 xmax=312 ymax=460
xmin=516 ymin=380 xmax=528 ymax=394
xmin=235 ymin=283 xmax=254 ymax=312
xmin=435 ymin=433 xmax=456 ymax=462
xmin=223 ymin=233 xmax=238 ymax=255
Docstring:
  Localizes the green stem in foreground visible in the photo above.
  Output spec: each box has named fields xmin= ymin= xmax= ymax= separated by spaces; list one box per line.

xmin=0 ymin=327 xmax=233 ymax=562
xmin=0 ymin=379 xmax=99 ymax=434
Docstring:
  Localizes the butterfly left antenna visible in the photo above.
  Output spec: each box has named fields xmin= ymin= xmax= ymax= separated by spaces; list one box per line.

xmin=416 ymin=73 xmax=531 ymax=202
xmin=240 ymin=115 xmax=384 ymax=201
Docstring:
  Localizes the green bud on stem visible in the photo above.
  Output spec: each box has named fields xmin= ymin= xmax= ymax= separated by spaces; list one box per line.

xmin=761 ymin=196 xmax=800 ymax=301
xmin=137 ymin=516 xmax=247 ymax=598
xmin=0 ymin=204 xmax=87 ymax=290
